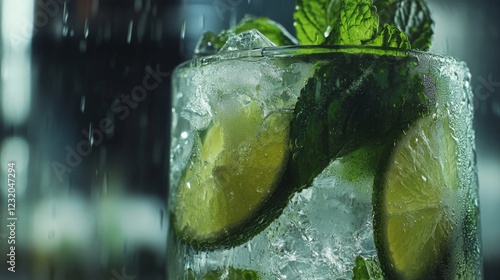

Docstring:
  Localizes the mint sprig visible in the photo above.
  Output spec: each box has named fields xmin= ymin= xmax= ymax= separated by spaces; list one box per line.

xmin=294 ymin=0 xmax=433 ymax=50
xmin=196 ymin=0 xmax=433 ymax=55
xmin=316 ymin=0 xmax=411 ymax=49
xmin=375 ymin=0 xmax=433 ymax=50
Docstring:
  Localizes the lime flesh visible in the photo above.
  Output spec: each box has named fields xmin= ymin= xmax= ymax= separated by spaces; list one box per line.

xmin=374 ymin=114 xmax=460 ymax=279
xmin=173 ymin=101 xmax=291 ymax=249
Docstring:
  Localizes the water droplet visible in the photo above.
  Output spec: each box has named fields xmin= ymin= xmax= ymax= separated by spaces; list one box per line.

xmin=89 ymin=123 xmax=94 ymax=146
xmin=62 ymin=25 xmax=68 ymax=36
xmin=63 ymin=2 xmax=69 ymax=23
xmin=70 ymin=30 xmax=75 ymax=37
xmin=409 ymin=55 xmax=419 ymax=66
xmin=80 ymin=96 xmax=86 ymax=113
xmin=84 ymin=18 xmax=89 ymax=39
xmin=323 ymin=25 xmax=332 ymax=38
xmin=180 ymin=20 xmax=186 ymax=40
xmin=127 ymin=20 xmax=134 ymax=44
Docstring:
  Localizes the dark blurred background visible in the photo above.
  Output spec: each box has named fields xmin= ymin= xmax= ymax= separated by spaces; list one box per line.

xmin=0 ymin=0 xmax=498 ymax=279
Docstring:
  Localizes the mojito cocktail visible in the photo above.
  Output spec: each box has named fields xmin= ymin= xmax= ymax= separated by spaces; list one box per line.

xmin=167 ymin=0 xmax=482 ymax=278
xmin=167 ymin=45 xmax=481 ymax=279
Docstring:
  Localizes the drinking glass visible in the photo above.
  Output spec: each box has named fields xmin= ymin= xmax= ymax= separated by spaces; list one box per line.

xmin=167 ymin=46 xmax=482 ymax=279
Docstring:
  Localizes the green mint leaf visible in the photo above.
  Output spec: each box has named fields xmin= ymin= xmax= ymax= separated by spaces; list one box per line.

xmin=330 ymin=0 xmax=379 ymax=45
xmin=282 ymin=54 xmax=429 ymax=190
xmin=325 ymin=0 xmax=410 ymax=50
xmin=352 ymin=256 xmax=384 ymax=280
xmin=365 ymin=23 xmax=411 ymax=49
xmin=375 ymin=0 xmax=433 ymax=50
xmin=294 ymin=0 xmax=342 ymax=45
xmin=194 ymin=15 xmax=296 ymax=56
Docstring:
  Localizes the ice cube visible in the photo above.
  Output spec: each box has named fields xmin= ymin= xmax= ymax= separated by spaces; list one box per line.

xmin=219 ymin=29 xmax=276 ymax=52
xmin=194 ymin=31 xmax=223 ymax=57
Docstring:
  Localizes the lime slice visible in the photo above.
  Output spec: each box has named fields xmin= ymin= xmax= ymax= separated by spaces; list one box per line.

xmin=374 ymin=114 xmax=460 ymax=279
xmin=173 ymin=101 xmax=292 ymax=249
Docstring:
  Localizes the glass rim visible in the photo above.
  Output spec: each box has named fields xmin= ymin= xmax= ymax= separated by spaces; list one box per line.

xmin=179 ymin=45 xmax=467 ymax=69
